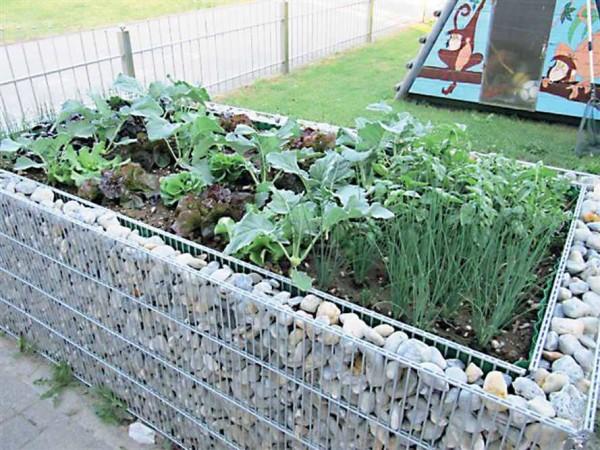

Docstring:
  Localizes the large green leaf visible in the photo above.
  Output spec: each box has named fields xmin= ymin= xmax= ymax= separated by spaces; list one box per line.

xmin=225 ymin=133 xmax=255 ymax=152
xmin=267 ymin=188 xmax=303 ymax=214
xmin=341 ymin=147 xmax=372 ymax=163
xmin=266 ymin=152 xmax=307 ymax=177
xmin=113 ymin=73 xmax=143 ymax=96
xmin=65 ymin=119 xmax=95 ymax=138
xmin=129 ymin=96 xmax=164 ymax=119
xmin=233 ymin=124 xmax=256 ymax=135
xmin=224 ymin=212 xmax=278 ymax=255
xmin=0 ymin=138 xmax=22 ymax=153
xmin=146 ymin=117 xmax=180 ymax=141
xmin=335 ymin=185 xmax=367 ymax=208
xmin=309 ymin=151 xmax=353 ymax=188
xmin=13 ymin=156 xmax=44 ymax=171
xmin=256 ymin=133 xmax=283 ymax=155
xmin=54 ymin=99 xmax=91 ymax=124
xmin=276 ymin=119 xmax=301 ymax=139
xmin=291 ymin=269 xmax=313 ymax=291
xmin=356 ymin=121 xmax=385 ymax=150
xmin=191 ymin=115 xmax=224 ymax=137
xmin=91 ymin=93 xmax=112 ymax=118
xmin=368 ymin=203 xmax=394 ymax=219
xmin=322 ymin=202 xmax=348 ymax=229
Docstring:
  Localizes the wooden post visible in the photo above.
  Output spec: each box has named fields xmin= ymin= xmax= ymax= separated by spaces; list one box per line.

xmin=367 ymin=0 xmax=375 ymax=43
xmin=422 ymin=0 xmax=428 ymax=23
xmin=281 ymin=1 xmax=290 ymax=74
xmin=118 ymin=27 xmax=136 ymax=78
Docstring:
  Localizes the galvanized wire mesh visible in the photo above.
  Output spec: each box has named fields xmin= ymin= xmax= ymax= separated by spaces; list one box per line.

xmin=0 ymin=0 xmax=445 ymax=131
xmin=0 ymin=172 xmax=589 ymax=449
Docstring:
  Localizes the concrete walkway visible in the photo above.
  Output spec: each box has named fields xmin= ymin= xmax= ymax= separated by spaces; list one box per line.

xmin=0 ymin=335 xmax=163 ymax=450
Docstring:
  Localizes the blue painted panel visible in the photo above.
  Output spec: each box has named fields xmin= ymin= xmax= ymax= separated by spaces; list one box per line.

xmin=537 ymin=0 xmax=600 ymax=117
xmin=409 ymin=0 xmax=493 ymax=102
xmin=408 ymin=0 xmax=600 ymax=118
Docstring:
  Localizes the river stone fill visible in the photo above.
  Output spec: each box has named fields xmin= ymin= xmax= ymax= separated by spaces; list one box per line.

xmin=1 ymin=171 xmax=598 ymax=448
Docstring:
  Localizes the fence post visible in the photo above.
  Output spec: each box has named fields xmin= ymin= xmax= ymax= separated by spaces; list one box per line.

xmin=117 ymin=27 xmax=136 ymax=78
xmin=367 ymin=0 xmax=375 ymax=43
xmin=422 ymin=0 xmax=428 ymax=23
xmin=281 ymin=1 xmax=290 ymax=74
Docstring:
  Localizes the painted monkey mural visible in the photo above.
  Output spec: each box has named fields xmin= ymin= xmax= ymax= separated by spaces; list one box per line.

xmin=542 ymin=5 xmax=600 ymax=100
xmin=438 ymin=0 xmax=486 ymax=95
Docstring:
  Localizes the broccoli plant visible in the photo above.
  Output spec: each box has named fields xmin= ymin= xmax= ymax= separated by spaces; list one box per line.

xmin=221 ymin=151 xmax=394 ymax=290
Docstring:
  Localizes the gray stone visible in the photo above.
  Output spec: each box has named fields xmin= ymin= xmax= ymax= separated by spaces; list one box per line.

xmin=30 ymin=186 xmax=54 ymax=204
xmin=583 ymin=291 xmax=600 ymax=315
xmin=150 ymin=245 xmax=177 ymax=259
xmin=300 ymin=294 xmax=321 ymax=313
xmin=551 ymin=318 xmax=585 ymax=336
xmin=579 ymin=334 xmax=597 ymax=349
xmin=426 ymin=346 xmax=448 ymax=370
xmin=581 ymin=316 xmax=599 ymax=335
xmin=397 ymin=339 xmax=430 ymax=364
xmin=526 ymin=397 xmax=555 ymax=418
xmin=544 ymin=331 xmax=559 ymax=351
xmin=582 ymin=199 xmax=600 ymax=216
xmin=383 ymin=331 xmax=408 ymax=352
xmin=78 ymin=208 xmax=97 ymax=224
xmin=15 ymin=179 xmax=37 ymax=195
xmin=444 ymin=366 xmax=467 ymax=384
xmin=550 ymin=384 xmax=586 ymax=423
xmin=105 ymin=223 xmax=132 ymax=240
xmin=210 ymin=266 xmax=233 ymax=283
xmin=561 ymin=298 xmax=592 ymax=319
xmin=542 ymin=373 xmax=569 ymax=394
xmin=574 ymin=228 xmax=592 ymax=243
xmin=568 ymin=280 xmax=589 ymax=295
xmin=128 ymin=421 xmax=155 ymax=444
xmin=590 ymin=275 xmax=600 ymax=294
xmin=363 ymin=327 xmax=385 ymax=346
xmin=358 ymin=391 xmax=375 ymax=414
xmin=588 ymin=234 xmax=600 ymax=252
xmin=513 ymin=377 xmax=545 ymax=400
xmin=574 ymin=348 xmax=594 ymax=372
xmin=558 ymin=334 xmax=583 ymax=355
xmin=419 ymin=362 xmax=449 ymax=391
xmin=552 ymin=356 xmax=584 ymax=383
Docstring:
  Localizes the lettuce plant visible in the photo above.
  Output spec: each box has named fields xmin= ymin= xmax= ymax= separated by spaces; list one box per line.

xmin=160 ymin=171 xmax=206 ymax=206
xmin=172 ymin=185 xmax=251 ymax=238
xmin=209 ymin=152 xmax=246 ymax=183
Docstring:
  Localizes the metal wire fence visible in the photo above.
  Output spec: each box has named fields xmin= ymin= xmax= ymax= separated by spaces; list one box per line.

xmin=0 ymin=169 xmax=588 ymax=450
xmin=0 ymin=0 xmax=443 ymax=131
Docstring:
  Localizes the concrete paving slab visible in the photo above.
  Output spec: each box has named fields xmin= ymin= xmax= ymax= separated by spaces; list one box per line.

xmin=0 ymin=336 xmax=164 ymax=450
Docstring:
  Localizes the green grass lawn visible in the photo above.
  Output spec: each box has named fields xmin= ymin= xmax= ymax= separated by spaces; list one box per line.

xmin=220 ymin=25 xmax=599 ymax=174
xmin=1 ymin=0 xmax=248 ymax=42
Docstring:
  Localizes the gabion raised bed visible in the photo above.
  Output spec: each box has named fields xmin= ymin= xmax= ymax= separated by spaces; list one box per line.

xmin=1 ymin=99 xmax=600 ymax=449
